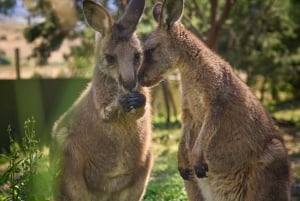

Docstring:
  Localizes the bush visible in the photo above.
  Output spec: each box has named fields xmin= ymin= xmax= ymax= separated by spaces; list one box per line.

xmin=0 ymin=117 xmax=47 ymax=201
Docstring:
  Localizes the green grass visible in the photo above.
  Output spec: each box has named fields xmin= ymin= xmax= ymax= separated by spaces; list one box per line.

xmin=143 ymin=128 xmax=187 ymax=201
xmin=269 ymin=98 xmax=300 ymax=127
xmin=273 ymin=108 xmax=300 ymax=127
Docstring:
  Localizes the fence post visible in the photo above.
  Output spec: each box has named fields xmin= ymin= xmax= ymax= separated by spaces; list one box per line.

xmin=15 ymin=48 xmax=20 ymax=80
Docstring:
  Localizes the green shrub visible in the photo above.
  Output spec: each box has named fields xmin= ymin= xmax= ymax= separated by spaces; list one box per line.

xmin=0 ymin=117 xmax=46 ymax=201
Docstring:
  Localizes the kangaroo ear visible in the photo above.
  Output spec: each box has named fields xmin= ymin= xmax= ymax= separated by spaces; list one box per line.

xmin=152 ymin=2 xmax=163 ymax=23
xmin=160 ymin=0 xmax=184 ymax=28
xmin=82 ymin=0 xmax=113 ymax=36
xmin=115 ymin=0 xmax=145 ymax=39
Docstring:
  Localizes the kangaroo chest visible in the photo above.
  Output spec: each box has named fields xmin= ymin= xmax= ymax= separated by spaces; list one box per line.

xmin=197 ymin=174 xmax=246 ymax=201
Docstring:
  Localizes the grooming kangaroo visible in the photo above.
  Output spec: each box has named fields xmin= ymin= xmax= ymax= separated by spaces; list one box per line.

xmin=50 ymin=0 xmax=152 ymax=200
xmin=138 ymin=0 xmax=290 ymax=200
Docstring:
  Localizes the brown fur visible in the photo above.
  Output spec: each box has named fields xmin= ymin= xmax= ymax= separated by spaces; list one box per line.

xmin=50 ymin=0 xmax=152 ymax=200
xmin=138 ymin=0 xmax=290 ymax=200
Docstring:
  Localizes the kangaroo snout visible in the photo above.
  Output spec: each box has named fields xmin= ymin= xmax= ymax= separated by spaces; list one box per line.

xmin=138 ymin=73 xmax=153 ymax=87
xmin=138 ymin=66 xmax=162 ymax=87
xmin=120 ymin=75 xmax=137 ymax=91
xmin=137 ymin=68 xmax=146 ymax=86
xmin=118 ymin=59 xmax=138 ymax=90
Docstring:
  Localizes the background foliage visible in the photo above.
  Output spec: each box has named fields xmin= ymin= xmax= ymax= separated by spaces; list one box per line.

xmin=1 ymin=0 xmax=297 ymax=101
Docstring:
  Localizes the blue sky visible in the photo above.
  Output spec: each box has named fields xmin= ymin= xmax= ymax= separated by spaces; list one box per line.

xmin=8 ymin=0 xmax=29 ymax=16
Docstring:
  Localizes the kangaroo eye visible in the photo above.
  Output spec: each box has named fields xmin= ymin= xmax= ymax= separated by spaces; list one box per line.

xmin=133 ymin=53 xmax=141 ymax=65
xmin=105 ymin=54 xmax=116 ymax=65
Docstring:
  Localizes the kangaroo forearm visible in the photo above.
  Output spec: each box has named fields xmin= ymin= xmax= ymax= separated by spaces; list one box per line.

xmin=178 ymin=133 xmax=190 ymax=168
xmin=178 ymin=121 xmax=196 ymax=180
xmin=192 ymin=117 xmax=217 ymax=160
xmin=189 ymin=116 xmax=217 ymax=178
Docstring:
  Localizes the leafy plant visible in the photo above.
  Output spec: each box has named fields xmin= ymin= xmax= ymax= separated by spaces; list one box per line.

xmin=0 ymin=117 xmax=43 ymax=201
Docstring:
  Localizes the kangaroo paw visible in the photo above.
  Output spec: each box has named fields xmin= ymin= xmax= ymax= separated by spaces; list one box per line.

xmin=178 ymin=167 xmax=194 ymax=181
xmin=194 ymin=163 xmax=208 ymax=178
xmin=119 ymin=91 xmax=146 ymax=112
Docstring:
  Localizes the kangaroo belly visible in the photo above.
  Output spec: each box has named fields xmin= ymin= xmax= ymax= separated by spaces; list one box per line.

xmin=84 ymin=155 xmax=136 ymax=193
xmin=198 ymin=172 xmax=246 ymax=201
xmin=82 ymin=135 xmax=148 ymax=193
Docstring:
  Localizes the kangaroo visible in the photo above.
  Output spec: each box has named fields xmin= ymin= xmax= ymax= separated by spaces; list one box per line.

xmin=50 ymin=0 xmax=152 ymax=200
xmin=138 ymin=0 xmax=290 ymax=200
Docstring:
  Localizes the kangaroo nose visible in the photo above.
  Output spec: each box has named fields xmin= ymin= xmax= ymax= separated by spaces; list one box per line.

xmin=124 ymin=81 xmax=136 ymax=91
xmin=120 ymin=76 xmax=136 ymax=91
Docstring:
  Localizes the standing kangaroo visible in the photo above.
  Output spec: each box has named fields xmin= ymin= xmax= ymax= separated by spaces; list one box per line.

xmin=138 ymin=0 xmax=290 ymax=200
xmin=50 ymin=0 xmax=152 ymax=200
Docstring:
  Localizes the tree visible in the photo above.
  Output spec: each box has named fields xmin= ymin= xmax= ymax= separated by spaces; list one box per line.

xmin=22 ymin=0 xmax=129 ymax=66
xmin=22 ymin=0 xmax=300 ymax=102
xmin=0 ymin=0 xmax=16 ymax=14
xmin=23 ymin=0 xmax=79 ymax=65
xmin=169 ymin=0 xmax=300 ymax=102
xmin=220 ymin=0 xmax=300 ymax=102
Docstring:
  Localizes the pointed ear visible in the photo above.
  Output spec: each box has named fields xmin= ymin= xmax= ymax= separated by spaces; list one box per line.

xmin=116 ymin=0 xmax=145 ymax=39
xmin=152 ymin=2 xmax=163 ymax=23
xmin=160 ymin=0 xmax=184 ymax=28
xmin=82 ymin=0 xmax=113 ymax=36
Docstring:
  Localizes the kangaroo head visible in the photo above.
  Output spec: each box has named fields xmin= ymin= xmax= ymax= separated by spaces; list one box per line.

xmin=138 ymin=0 xmax=184 ymax=87
xmin=83 ymin=0 xmax=145 ymax=91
